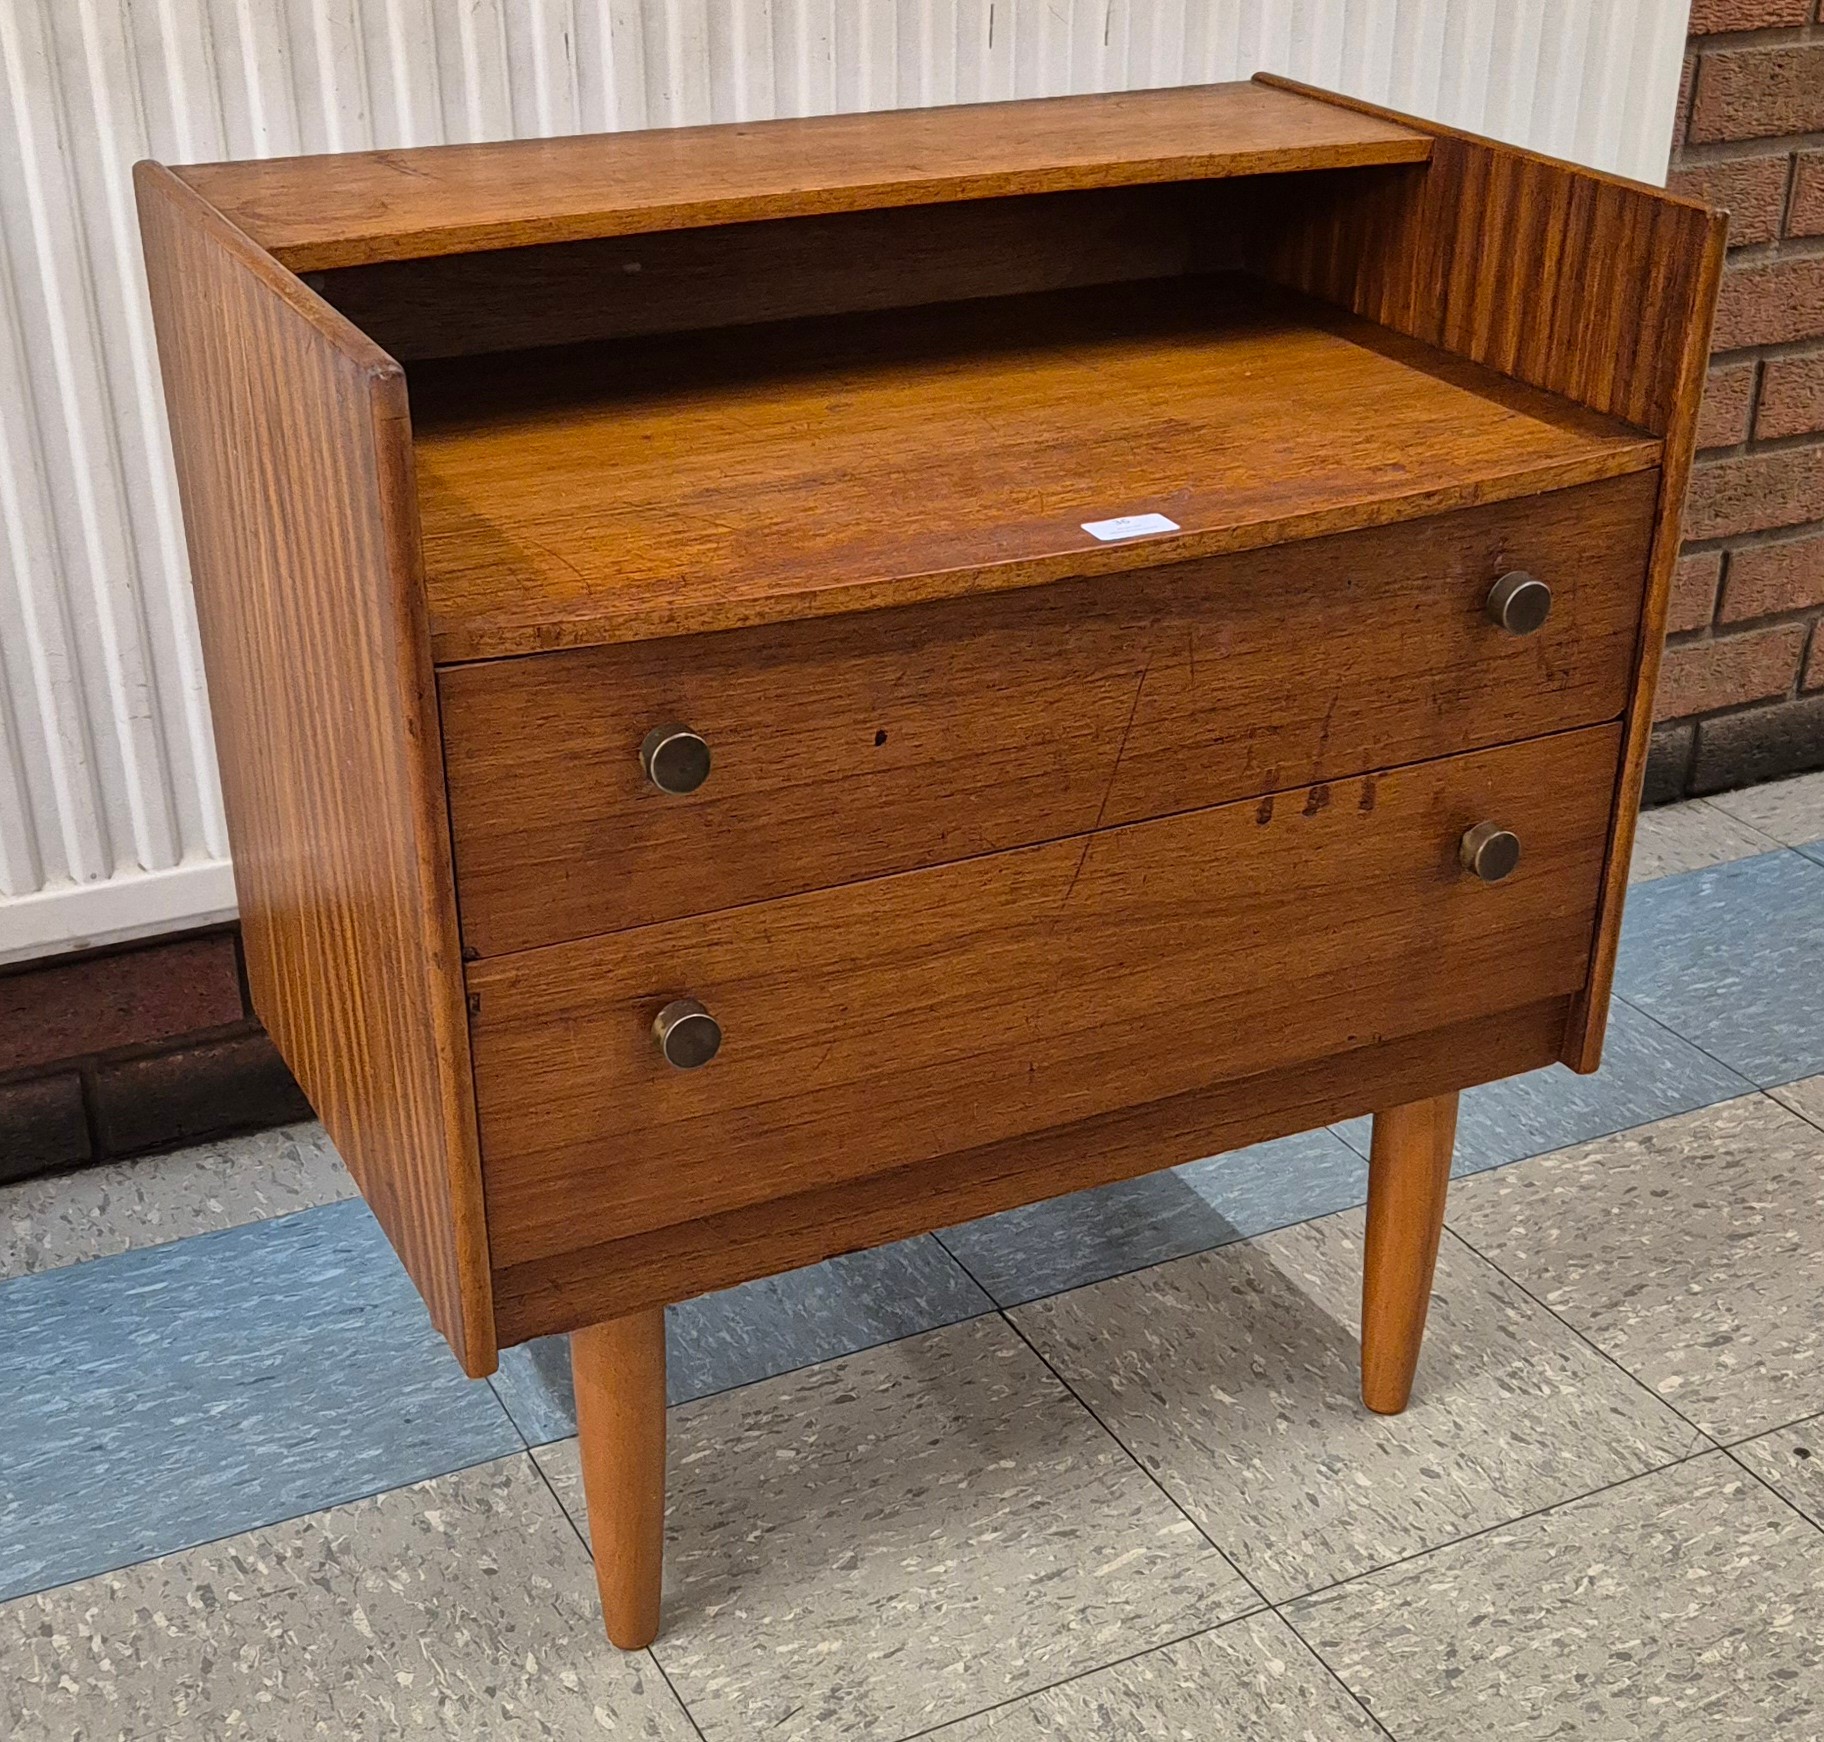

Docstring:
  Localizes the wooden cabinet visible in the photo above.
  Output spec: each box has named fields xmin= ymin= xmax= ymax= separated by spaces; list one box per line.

xmin=137 ymin=76 xmax=1722 ymax=1651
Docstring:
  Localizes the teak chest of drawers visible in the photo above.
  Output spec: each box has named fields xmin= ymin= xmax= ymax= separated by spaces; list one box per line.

xmin=137 ymin=77 xmax=1722 ymax=1650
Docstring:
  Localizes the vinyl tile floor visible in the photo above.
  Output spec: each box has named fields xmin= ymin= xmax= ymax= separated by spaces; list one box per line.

xmin=4 ymin=782 xmax=1824 ymax=1739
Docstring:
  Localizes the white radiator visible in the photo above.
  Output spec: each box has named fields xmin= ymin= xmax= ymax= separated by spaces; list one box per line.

xmin=0 ymin=0 xmax=1692 ymax=962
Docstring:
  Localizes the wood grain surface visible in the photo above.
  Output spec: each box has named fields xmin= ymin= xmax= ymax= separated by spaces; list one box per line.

xmin=1361 ymin=1093 xmax=1459 ymax=1414
xmin=175 ymin=81 xmax=1429 ymax=271
xmin=492 ymin=997 xmax=1569 ymax=1342
xmin=571 ymin=1311 xmax=667 ymax=1649
xmin=135 ymin=166 xmax=497 ymax=1376
xmin=412 ymin=276 xmax=1658 ymax=662
xmin=1245 ymin=76 xmax=1727 ymax=1074
xmin=315 ymin=183 xmax=1224 ymax=363
xmin=469 ymin=725 xmax=1620 ymax=1270
xmin=442 ymin=474 xmax=1654 ymax=955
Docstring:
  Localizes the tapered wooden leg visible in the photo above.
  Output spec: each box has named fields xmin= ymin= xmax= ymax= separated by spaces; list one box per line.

xmin=1361 ymin=1092 xmax=1458 ymax=1415
xmin=570 ymin=1308 xmax=667 ymax=1649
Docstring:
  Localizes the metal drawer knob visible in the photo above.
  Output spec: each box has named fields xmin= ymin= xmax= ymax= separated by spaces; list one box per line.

xmin=641 ymin=724 xmax=711 ymax=795
xmin=1486 ymin=571 xmax=1553 ymax=635
xmin=1459 ymin=822 xmax=1521 ymax=883
xmin=653 ymin=998 xmax=721 ymax=1070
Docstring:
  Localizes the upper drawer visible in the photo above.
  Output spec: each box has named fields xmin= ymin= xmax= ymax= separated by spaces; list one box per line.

xmin=440 ymin=472 xmax=1653 ymax=956
xmin=469 ymin=723 xmax=1621 ymax=1269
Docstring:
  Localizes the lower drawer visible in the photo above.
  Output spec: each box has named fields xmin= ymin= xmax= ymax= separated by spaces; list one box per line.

xmin=470 ymin=724 xmax=1620 ymax=1268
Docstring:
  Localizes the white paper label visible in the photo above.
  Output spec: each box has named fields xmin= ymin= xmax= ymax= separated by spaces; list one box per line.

xmin=1080 ymin=512 xmax=1181 ymax=542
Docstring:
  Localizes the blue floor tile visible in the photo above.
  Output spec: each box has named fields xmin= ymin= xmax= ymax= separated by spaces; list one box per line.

xmin=0 ymin=1198 xmax=518 ymax=1602
xmin=1613 ymin=848 xmax=1824 ymax=1088
xmin=1801 ymin=840 xmax=1824 ymax=869
xmin=937 ymin=1127 xmax=1365 ymax=1308
xmin=489 ymin=1234 xmax=992 ymax=1444
xmin=1332 ymin=997 xmax=1756 ymax=1174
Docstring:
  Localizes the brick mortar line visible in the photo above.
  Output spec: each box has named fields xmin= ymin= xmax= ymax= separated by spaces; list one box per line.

xmin=1688 ymin=22 xmax=1820 ymax=51
xmin=1693 ymin=426 xmax=1824 ymax=461
xmin=1716 ymin=233 xmax=1824 ymax=268
xmin=1711 ymin=333 xmax=1824 ymax=367
xmin=0 ymin=1015 xmax=267 ymax=1089
xmin=1676 ymin=127 xmax=1824 ymax=166
xmin=1666 ymin=604 xmax=1824 ymax=646
xmin=1655 ymin=665 xmax=1821 ymax=726
xmin=1682 ymin=511 xmax=1824 ymax=555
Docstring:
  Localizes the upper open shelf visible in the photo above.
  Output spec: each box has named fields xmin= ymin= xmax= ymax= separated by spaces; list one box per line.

xmin=173 ymin=81 xmax=1429 ymax=270
xmin=408 ymin=274 xmax=1661 ymax=665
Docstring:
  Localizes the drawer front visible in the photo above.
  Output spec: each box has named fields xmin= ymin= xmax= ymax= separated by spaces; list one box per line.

xmin=470 ymin=724 xmax=1621 ymax=1269
xmin=441 ymin=473 xmax=1654 ymax=956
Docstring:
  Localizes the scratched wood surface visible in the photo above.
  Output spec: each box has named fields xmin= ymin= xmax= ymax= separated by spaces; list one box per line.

xmin=411 ymin=276 xmax=1658 ymax=662
xmin=175 ymin=81 xmax=1429 ymax=271
xmin=470 ymin=725 xmax=1620 ymax=1270
xmin=442 ymin=474 xmax=1654 ymax=955
xmin=135 ymin=167 xmax=497 ymax=1375
xmin=1250 ymin=76 xmax=1726 ymax=1074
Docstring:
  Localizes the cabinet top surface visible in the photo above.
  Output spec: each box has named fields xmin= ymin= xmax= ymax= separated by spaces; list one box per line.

xmin=169 ymin=81 xmax=1430 ymax=271
xmin=410 ymin=276 xmax=1660 ymax=664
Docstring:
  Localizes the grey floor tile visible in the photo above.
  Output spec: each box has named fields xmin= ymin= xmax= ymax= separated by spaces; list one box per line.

xmin=1733 ymin=1414 xmax=1824 ymax=1529
xmin=1613 ymin=849 xmax=1824 ymax=1086
xmin=0 ymin=1120 xmax=352 ymax=1279
xmin=0 ymin=1196 xmax=519 ymax=1602
xmin=492 ymin=1234 xmax=992 ymax=1442
xmin=1012 ymin=1210 xmax=1697 ymax=1604
xmin=1629 ymin=798 xmax=1779 ymax=882
xmin=1706 ymin=769 xmax=1824 ymax=848
xmin=925 ymin=1612 xmax=1381 ymax=1739
xmin=1285 ymin=1454 xmax=1824 ymax=1740
xmin=0 ymin=1454 xmax=696 ymax=1741
xmin=1333 ymin=997 xmax=1755 ymax=1174
xmin=939 ymin=1127 xmax=1364 ymax=1307
xmin=1803 ymin=840 xmax=1824 ymax=869
xmin=1449 ymin=1094 xmax=1824 ymax=1443
xmin=537 ymin=1316 xmax=1254 ymax=1742
xmin=1773 ymin=1074 xmax=1824 ymax=1129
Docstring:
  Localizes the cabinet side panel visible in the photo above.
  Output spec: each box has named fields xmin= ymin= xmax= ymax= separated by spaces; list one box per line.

xmin=1251 ymin=74 xmax=1725 ymax=1073
xmin=1251 ymin=76 xmax=1717 ymax=439
xmin=135 ymin=164 xmax=495 ymax=1374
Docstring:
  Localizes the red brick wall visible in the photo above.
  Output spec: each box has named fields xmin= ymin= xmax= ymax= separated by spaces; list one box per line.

xmin=0 ymin=928 xmax=309 ymax=1185
xmin=1653 ymin=1 xmax=1824 ymax=798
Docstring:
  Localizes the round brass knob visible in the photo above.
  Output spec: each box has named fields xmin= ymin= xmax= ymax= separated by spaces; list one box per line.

xmin=1459 ymin=822 xmax=1521 ymax=883
xmin=641 ymin=724 xmax=711 ymax=795
xmin=1485 ymin=571 xmax=1553 ymax=635
xmin=653 ymin=998 xmax=721 ymax=1069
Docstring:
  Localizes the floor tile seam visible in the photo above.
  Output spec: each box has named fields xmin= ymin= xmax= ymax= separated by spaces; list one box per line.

xmin=1769 ymin=1083 xmax=1824 ymax=1142
xmin=0 ymin=1193 xmax=360 ymax=1294
xmin=0 ymin=1442 xmax=537 ymax=1610
xmin=1262 ymin=1606 xmax=1403 ymax=1741
xmin=930 ymin=1222 xmax=1257 ymax=1316
xmin=1677 ymin=797 xmax=1786 ymax=853
xmin=988 ymin=1304 xmax=1274 ymax=1614
xmin=1718 ymin=1442 xmax=1824 ymax=1540
xmin=1436 ymin=1221 xmax=1723 ymax=1452
xmin=663 ymin=1297 xmax=1005 ymax=1421
xmin=1698 ymin=794 xmax=1821 ymax=852
xmin=880 ymin=1614 xmax=1300 ymax=1742
xmin=519 ymin=1450 xmax=712 ymax=1742
xmin=485 ymin=1373 xmax=537 ymax=1453
xmin=1268 ymin=1439 xmax=1723 ymax=1616
xmin=1721 ymin=1405 xmax=1824 ymax=1450
xmin=1607 ymin=992 xmax=1766 ymax=1099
